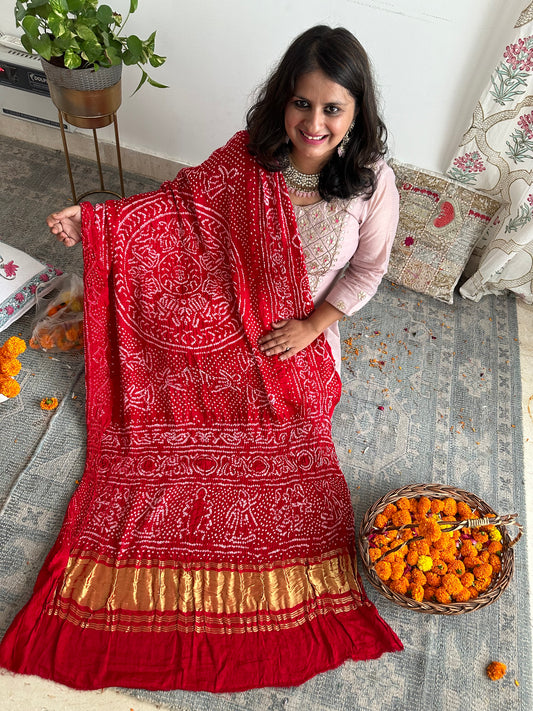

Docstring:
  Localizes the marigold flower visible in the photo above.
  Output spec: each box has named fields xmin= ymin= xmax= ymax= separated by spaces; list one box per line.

xmin=0 ymin=336 xmax=26 ymax=358
xmin=431 ymin=561 xmax=447 ymax=575
xmin=443 ymin=498 xmax=458 ymax=516
xmin=406 ymin=550 xmax=418 ymax=566
xmin=434 ymin=533 xmax=454 ymax=551
xmin=389 ymin=577 xmax=409 ymax=595
xmin=410 ymin=583 xmax=424 ymax=602
xmin=430 ymin=499 xmax=445 ymax=514
xmin=383 ymin=503 xmax=397 ymax=517
xmin=396 ymin=497 xmax=410 ymax=510
xmin=460 ymin=540 xmax=478 ymax=558
xmin=391 ymin=509 xmax=412 ymax=527
xmin=454 ymin=588 xmax=471 ymax=602
xmin=368 ymin=547 xmax=382 ymax=562
xmin=423 ymin=586 xmax=437 ymax=601
xmin=442 ymin=573 xmax=463 ymax=596
xmin=440 ymin=548 xmax=457 ymax=564
xmin=0 ymin=355 xmax=21 ymax=376
xmin=417 ymin=555 xmax=433 ymax=572
xmin=473 ymin=576 xmax=492 ymax=592
xmin=373 ymin=534 xmax=389 ymax=548
xmin=418 ymin=517 xmax=442 ymax=543
xmin=463 ymin=556 xmax=479 ymax=569
xmin=468 ymin=586 xmax=479 ymax=599
xmin=40 ymin=397 xmax=59 ymax=411
xmin=488 ymin=541 xmax=503 ymax=554
xmin=417 ymin=497 xmax=431 ymax=515
xmin=383 ymin=551 xmax=397 ymax=563
xmin=400 ymin=529 xmax=415 ymax=541
xmin=489 ymin=554 xmax=502 ymax=574
xmin=460 ymin=572 xmax=474 ymax=588
xmin=375 ymin=560 xmax=392 ymax=581
xmin=478 ymin=550 xmax=490 ymax=563
xmin=408 ymin=498 xmax=419 ymax=512
xmin=390 ymin=561 xmax=406 ymax=580
xmin=374 ymin=513 xmax=388 ymax=529
xmin=473 ymin=531 xmax=489 ymax=544
xmin=486 ymin=661 xmax=507 ymax=681
xmin=426 ymin=572 xmax=441 ymax=587
xmin=411 ymin=539 xmax=430 ymax=556
xmin=456 ymin=501 xmax=473 ymax=519
xmin=489 ymin=528 xmax=502 ymax=542
xmin=449 ymin=560 xmax=466 ymax=576
xmin=411 ymin=569 xmax=427 ymax=586
xmin=435 ymin=587 xmax=451 ymax=604
xmin=0 ymin=375 xmax=20 ymax=398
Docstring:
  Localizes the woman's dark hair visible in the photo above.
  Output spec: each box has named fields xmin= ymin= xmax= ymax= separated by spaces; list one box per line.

xmin=246 ymin=25 xmax=387 ymax=201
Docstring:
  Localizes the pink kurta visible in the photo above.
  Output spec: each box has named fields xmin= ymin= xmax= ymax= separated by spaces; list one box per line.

xmin=294 ymin=161 xmax=399 ymax=369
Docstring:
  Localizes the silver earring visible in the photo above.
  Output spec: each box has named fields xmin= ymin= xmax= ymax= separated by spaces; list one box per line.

xmin=338 ymin=120 xmax=355 ymax=158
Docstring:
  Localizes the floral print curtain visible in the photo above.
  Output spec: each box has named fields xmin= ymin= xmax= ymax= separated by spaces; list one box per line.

xmin=447 ymin=2 xmax=533 ymax=304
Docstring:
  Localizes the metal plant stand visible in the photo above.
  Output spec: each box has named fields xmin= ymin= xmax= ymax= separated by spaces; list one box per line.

xmin=40 ymin=59 xmax=125 ymax=204
xmin=57 ymin=109 xmax=125 ymax=203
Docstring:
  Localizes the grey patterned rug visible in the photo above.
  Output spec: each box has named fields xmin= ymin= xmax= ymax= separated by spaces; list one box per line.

xmin=0 ymin=136 xmax=530 ymax=711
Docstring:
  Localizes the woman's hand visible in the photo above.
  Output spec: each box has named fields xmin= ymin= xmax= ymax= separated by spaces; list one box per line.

xmin=259 ymin=319 xmax=320 ymax=362
xmin=46 ymin=205 xmax=82 ymax=247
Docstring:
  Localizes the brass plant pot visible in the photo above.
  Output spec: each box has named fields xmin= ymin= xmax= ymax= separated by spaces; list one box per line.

xmin=41 ymin=59 xmax=122 ymax=129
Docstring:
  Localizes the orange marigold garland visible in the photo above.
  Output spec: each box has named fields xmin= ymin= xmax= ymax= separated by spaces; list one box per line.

xmin=367 ymin=494 xmax=506 ymax=605
xmin=0 ymin=336 xmax=26 ymax=398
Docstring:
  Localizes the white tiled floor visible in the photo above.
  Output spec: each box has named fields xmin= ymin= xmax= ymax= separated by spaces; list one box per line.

xmin=0 ymin=299 xmax=531 ymax=710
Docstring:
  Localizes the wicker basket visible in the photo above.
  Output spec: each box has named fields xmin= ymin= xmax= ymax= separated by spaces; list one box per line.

xmin=357 ymin=483 xmax=522 ymax=615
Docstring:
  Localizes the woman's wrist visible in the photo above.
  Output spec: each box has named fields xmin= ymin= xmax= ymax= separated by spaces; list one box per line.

xmin=306 ymin=301 xmax=343 ymax=336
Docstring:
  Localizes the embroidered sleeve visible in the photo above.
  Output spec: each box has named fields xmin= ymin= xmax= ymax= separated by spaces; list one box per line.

xmin=325 ymin=163 xmax=399 ymax=315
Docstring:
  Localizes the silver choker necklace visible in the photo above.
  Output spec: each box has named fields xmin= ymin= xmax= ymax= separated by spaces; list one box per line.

xmin=283 ymin=159 xmax=320 ymax=197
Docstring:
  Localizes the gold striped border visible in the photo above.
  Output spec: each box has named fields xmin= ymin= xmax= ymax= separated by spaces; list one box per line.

xmin=49 ymin=549 xmax=366 ymax=633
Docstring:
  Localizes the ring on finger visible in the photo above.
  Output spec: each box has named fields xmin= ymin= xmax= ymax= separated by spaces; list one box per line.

xmin=285 ymin=346 xmax=290 ymax=352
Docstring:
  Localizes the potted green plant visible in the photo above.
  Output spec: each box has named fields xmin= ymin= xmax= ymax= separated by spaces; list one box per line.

xmin=14 ymin=0 xmax=167 ymax=126
xmin=15 ymin=0 xmax=166 ymax=90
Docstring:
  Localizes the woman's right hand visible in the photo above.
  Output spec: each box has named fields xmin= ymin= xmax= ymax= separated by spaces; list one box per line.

xmin=47 ymin=205 xmax=82 ymax=247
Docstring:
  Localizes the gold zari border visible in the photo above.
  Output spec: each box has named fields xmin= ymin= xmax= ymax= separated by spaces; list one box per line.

xmin=49 ymin=549 xmax=366 ymax=633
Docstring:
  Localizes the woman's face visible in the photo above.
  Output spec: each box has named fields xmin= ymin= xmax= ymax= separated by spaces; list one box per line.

xmin=284 ymin=69 xmax=356 ymax=173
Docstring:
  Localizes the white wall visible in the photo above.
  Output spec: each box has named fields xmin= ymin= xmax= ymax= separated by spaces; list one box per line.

xmin=0 ymin=0 xmax=527 ymax=171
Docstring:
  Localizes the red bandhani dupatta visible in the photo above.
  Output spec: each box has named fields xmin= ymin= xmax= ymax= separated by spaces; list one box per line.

xmin=0 ymin=132 xmax=402 ymax=691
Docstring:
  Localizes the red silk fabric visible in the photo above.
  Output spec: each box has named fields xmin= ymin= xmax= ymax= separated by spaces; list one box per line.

xmin=0 ymin=132 xmax=402 ymax=691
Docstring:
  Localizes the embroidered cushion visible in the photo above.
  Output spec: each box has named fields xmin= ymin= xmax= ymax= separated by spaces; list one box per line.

xmin=386 ymin=162 xmax=501 ymax=303
xmin=0 ymin=241 xmax=62 ymax=332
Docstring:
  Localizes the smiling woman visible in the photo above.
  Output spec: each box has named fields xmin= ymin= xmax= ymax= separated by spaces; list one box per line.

xmin=284 ymin=70 xmax=356 ymax=174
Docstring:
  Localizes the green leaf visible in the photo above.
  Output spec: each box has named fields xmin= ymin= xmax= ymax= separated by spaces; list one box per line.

xmin=121 ymin=48 xmax=136 ymax=66
xmin=14 ymin=1 xmax=28 ymax=25
xmin=76 ymin=24 xmax=98 ymax=43
xmin=33 ymin=34 xmax=52 ymax=59
xmin=20 ymin=34 xmax=34 ymax=54
xmin=80 ymin=40 xmax=104 ymax=64
xmin=96 ymin=5 xmax=114 ymax=27
xmin=147 ymin=76 xmax=168 ymax=89
xmin=129 ymin=0 xmax=139 ymax=14
xmin=105 ymin=45 xmax=122 ymax=65
xmin=67 ymin=0 xmax=86 ymax=11
xmin=149 ymin=53 xmax=166 ymax=68
xmin=144 ymin=30 xmax=156 ymax=52
xmin=49 ymin=0 xmax=69 ymax=17
xmin=48 ymin=15 xmax=67 ymax=37
xmin=126 ymin=34 xmax=143 ymax=58
xmin=21 ymin=15 xmax=40 ymax=38
xmin=131 ymin=69 xmax=148 ymax=95
xmin=64 ymin=48 xmax=82 ymax=68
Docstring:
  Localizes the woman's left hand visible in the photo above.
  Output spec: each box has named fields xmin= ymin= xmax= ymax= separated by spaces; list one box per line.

xmin=258 ymin=319 xmax=319 ymax=361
